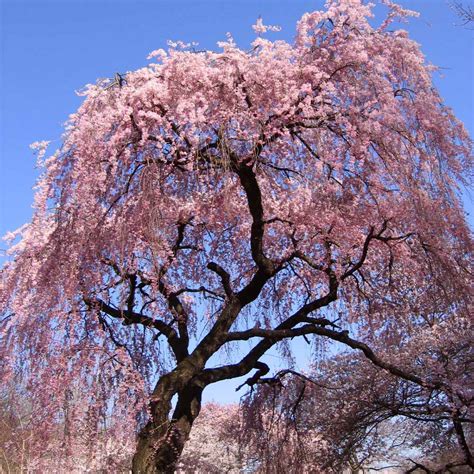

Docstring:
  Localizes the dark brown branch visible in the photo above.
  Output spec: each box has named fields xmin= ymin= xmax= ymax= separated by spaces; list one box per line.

xmin=406 ymin=459 xmax=431 ymax=473
xmin=198 ymin=281 xmax=339 ymax=387
xmin=172 ymin=285 xmax=224 ymax=301
xmin=85 ymin=297 xmax=187 ymax=361
xmin=341 ymin=226 xmax=375 ymax=280
xmin=236 ymin=361 xmax=270 ymax=391
xmin=225 ymin=324 xmax=430 ymax=388
xmin=453 ymin=413 xmax=474 ymax=467
xmin=175 ymin=155 xmax=286 ymax=372
xmin=234 ymin=161 xmax=275 ymax=274
xmin=207 ymin=262 xmax=233 ymax=297
xmin=126 ymin=273 xmax=137 ymax=313
xmin=261 ymin=369 xmax=319 ymax=386
xmin=155 ymin=218 xmax=195 ymax=356
xmin=291 ymin=329 xmax=423 ymax=385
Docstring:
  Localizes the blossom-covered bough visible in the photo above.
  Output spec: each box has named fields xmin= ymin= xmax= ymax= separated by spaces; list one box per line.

xmin=1 ymin=0 xmax=473 ymax=472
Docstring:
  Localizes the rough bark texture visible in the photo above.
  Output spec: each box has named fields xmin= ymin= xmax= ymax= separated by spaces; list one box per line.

xmin=132 ymin=380 xmax=204 ymax=473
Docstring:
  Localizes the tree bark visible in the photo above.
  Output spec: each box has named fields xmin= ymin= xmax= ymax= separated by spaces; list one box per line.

xmin=132 ymin=380 xmax=203 ymax=474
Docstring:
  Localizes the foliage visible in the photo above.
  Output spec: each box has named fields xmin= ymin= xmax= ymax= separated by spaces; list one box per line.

xmin=1 ymin=0 xmax=472 ymax=470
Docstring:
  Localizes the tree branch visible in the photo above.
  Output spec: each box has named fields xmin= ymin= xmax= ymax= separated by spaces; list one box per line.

xmin=234 ymin=160 xmax=275 ymax=274
xmin=85 ymin=298 xmax=188 ymax=361
xmin=207 ymin=262 xmax=233 ymax=297
xmin=229 ymin=324 xmax=428 ymax=388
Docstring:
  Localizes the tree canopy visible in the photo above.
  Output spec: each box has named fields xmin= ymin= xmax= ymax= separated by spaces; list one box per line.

xmin=1 ymin=0 xmax=472 ymax=472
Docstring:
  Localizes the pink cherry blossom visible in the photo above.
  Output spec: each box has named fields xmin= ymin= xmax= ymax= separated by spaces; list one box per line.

xmin=1 ymin=0 xmax=472 ymax=471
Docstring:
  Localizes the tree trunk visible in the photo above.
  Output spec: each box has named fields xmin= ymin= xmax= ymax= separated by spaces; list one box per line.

xmin=132 ymin=382 xmax=203 ymax=473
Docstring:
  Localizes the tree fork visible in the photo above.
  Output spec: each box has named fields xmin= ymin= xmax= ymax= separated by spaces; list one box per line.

xmin=132 ymin=379 xmax=204 ymax=473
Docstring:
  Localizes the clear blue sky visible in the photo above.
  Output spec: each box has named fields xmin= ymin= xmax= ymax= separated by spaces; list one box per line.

xmin=0 ymin=0 xmax=473 ymax=402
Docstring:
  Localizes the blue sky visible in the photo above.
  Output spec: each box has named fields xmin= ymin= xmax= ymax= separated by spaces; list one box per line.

xmin=1 ymin=0 xmax=473 ymax=402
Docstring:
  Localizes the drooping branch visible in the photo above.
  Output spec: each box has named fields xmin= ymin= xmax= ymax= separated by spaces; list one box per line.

xmin=450 ymin=1 xmax=474 ymax=27
xmin=291 ymin=131 xmax=342 ymax=185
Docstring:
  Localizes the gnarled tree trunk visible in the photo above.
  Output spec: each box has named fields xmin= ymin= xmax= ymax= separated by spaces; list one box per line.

xmin=132 ymin=378 xmax=203 ymax=473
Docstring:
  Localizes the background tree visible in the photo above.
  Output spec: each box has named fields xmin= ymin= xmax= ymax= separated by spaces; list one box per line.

xmin=0 ymin=0 xmax=472 ymax=472
xmin=237 ymin=310 xmax=473 ymax=472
